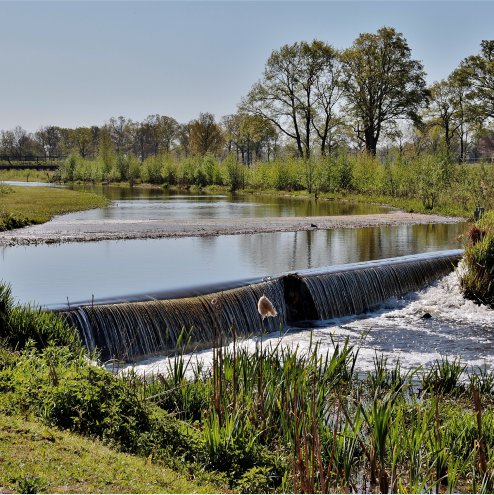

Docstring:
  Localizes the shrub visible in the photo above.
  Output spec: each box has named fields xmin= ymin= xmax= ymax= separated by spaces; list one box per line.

xmin=0 ymin=281 xmax=80 ymax=351
xmin=459 ymin=212 xmax=494 ymax=307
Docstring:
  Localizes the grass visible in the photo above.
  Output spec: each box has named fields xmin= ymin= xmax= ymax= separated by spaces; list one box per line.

xmin=0 ymin=169 xmax=56 ymax=183
xmin=0 ymin=413 xmax=219 ymax=494
xmin=0 ymin=184 xmax=109 ymax=232
xmin=3 ymin=325 xmax=494 ymax=493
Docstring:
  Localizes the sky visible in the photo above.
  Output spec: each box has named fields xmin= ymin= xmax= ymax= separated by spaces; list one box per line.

xmin=1 ymin=1 xmax=493 ymax=133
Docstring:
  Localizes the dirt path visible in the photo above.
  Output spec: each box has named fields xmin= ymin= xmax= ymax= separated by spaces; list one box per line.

xmin=0 ymin=211 xmax=466 ymax=246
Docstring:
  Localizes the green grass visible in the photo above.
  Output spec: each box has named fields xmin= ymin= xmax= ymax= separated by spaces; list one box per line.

xmin=3 ymin=328 xmax=494 ymax=494
xmin=0 ymin=185 xmax=109 ymax=232
xmin=0 ymin=413 xmax=220 ymax=494
xmin=0 ymin=169 xmax=56 ymax=182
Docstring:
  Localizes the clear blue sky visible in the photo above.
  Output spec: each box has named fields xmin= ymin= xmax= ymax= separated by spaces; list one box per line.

xmin=1 ymin=1 xmax=493 ymax=132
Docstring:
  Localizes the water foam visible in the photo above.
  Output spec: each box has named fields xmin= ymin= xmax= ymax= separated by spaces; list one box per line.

xmin=127 ymin=272 xmax=493 ymax=377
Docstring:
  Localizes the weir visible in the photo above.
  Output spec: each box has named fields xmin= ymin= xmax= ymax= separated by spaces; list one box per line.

xmin=59 ymin=250 xmax=462 ymax=362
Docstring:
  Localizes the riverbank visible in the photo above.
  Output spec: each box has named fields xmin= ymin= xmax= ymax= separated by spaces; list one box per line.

xmin=0 ymin=210 xmax=465 ymax=246
xmin=0 ymin=414 xmax=219 ymax=494
xmin=0 ymin=185 xmax=109 ymax=232
xmin=2 ymin=329 xmax=493 ymax=494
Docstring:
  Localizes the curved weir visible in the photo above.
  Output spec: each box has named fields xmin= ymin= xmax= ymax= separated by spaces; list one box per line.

xmin=61 ymin=278 xmax=287 ymax=362
xmin=298 ymin=250 xmax=462 ymax=321
xmin=59 ymin=250 xmax=462 ymax=362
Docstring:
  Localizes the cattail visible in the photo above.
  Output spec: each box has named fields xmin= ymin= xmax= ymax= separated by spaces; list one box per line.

xmin=258 ymin=294 xmax=277 ymax=318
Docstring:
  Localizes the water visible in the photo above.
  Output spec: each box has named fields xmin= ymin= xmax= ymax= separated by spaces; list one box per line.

xmin=131 ymin=272 xmax=494 ymax=376
xmin=3 ymin=181 xmax=391 ymax=220
xmin=60 ymin=251 xmax=460 ymax=362
xmin=57 ymin=185 xmax=392 ymax=221
xmin=1 ymin=223 xmax=466 ymax=308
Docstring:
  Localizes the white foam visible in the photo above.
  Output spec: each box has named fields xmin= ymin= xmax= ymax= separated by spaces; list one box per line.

xmin=123 ymin=273 xmax=493 ymax=377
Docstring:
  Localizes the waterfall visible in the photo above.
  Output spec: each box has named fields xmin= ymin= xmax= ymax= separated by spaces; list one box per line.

xmin=299 ymin=251 xmax=461 ymax=320
xmin=59 ymin=250 xmax=462 ymax=362
xmin=60 ymin=278 xmax=286 ymax=362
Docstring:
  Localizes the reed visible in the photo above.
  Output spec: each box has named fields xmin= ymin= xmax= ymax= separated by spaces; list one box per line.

xmin=3 ymin=298 xmax=494 ymax=493
xmin=51 ymin=151 xmax=494 ymax=217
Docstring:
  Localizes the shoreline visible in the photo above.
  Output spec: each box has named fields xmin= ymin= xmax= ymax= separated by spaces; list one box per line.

xmin=0 ymin=211 xmax=466 ymax=247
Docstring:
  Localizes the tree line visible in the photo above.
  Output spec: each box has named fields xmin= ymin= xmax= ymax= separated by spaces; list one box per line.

xmin=2 ymin=27 xmax=494 ymax=162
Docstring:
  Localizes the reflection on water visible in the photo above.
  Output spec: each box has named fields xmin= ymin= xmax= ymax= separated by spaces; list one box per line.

xmin=52 ymin=185 xmax=391 ymax=221
xmin=6 ymin=180 xmax=391 ymax=220
xmin=1 ymin=223 xmax=466 ymax=307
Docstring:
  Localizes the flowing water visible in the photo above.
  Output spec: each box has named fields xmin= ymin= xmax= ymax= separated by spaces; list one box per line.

xmin=4 ymin=181 xmax=488 ymax=372
xmin=130 ymin=270 xmax=494 ymax=376
xmin=60 ymin=251 xmax=461 ymax=362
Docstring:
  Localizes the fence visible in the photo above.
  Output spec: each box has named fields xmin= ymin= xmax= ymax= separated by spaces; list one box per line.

xmin=0 ymin=155 xmax=65 ymax=163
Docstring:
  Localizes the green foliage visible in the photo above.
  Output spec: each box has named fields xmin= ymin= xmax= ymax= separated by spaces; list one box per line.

xmin=16 ymin=475 xmax=48 ymax=494
xmin=45 ymin=150 xmax=494 ymax=218
xmin=421 ymin=356 xmax=466 ymax=394
xmin=0 ymin=210 xmax=30 ymax=231
xmin=459 ymin=213 xmax=494 ymax=306
xmin=341 ymin=27 xmax=429 ymax=153
xmin=0 ymin=281 xmax=79 ymax=351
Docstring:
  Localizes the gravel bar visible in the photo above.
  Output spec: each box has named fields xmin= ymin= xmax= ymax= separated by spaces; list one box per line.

xmin=0 ymin=211 xmax=466 ymax=247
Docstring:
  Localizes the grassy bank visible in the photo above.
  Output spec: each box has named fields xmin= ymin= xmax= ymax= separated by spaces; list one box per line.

xmin=2 ymin=333 xmax=494 ymax=494
xmin=0 ymin=183 xmax=108 ymax=232
xmin=0 ymin=414 xmax=219 ymax=494
xmin=459 ymin=212 xmax=494 ymax=307
xmin=2 ymin=272 xmax=494 ymax=494
xmin=0 ymin=169 xmax=56 ymax=183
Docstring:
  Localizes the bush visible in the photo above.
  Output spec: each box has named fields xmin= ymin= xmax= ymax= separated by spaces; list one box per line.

xmin=0 ymin=281 xmax=79 ymax=351
xmin=459 ymin=212 xmax=494 ymax=307
xmin=0 ymin=210 xmax=30 ymax=231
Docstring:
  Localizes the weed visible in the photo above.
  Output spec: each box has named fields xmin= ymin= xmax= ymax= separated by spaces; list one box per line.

xmin=16 ymin=475 xmax=48 ymax=494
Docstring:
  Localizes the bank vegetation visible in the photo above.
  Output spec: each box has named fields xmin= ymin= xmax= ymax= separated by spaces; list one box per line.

xmin=1 ymin=280 xmax=494 ymax=493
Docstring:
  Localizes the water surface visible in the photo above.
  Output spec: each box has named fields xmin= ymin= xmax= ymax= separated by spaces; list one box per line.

xmin=55 ymin=185 xmax=392 ymax=221
xmin=2 ymin=222 xmax=466 ymax=308
xmin=4 ymin=181 xmax=392 ymax=220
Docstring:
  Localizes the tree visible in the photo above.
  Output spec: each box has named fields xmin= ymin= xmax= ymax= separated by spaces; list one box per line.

xmin=458 ymin=40 xmax=494 ymax=119
xmin=341 ymin=27 xmax=429 ymax=154
xmin=1 ymin=130 xmax=15 ymax=155
xmin=107 ymin=116 xmax=132 ymax=154
xmin=35 ymin=125 xmax=62 ymax=157
xmin=177 ymin=122 xmax=193 ymax=157
xmin=72 ymin=127 xmax=94 ymax=158
xmin=221 ymin=112 xmax=277 ymax=164
xmin=190 ymin=113 xmax=225 ymax=156
xmin=143 ymin=115 xmax=179 ymax=155
xmin=240 ymin=40 xmax=344 ymax=158
xmin=427 ymin=79 xmax=464 ymax=153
